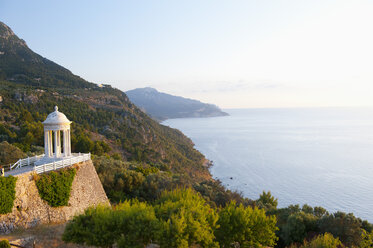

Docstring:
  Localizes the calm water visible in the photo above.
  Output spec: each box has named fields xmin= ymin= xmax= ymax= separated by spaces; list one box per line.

xmin=163 ymin=107 xmax=373 ymax=222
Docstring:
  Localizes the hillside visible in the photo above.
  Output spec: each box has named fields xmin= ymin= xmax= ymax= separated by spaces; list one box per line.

xmin=0 ymin=21 xmax=210 ymax=184
xmin=126 ymin=87 xmax=228 ymax=121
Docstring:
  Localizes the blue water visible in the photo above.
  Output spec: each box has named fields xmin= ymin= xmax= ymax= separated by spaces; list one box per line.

xmin=163 ymin=107 xmax=373 ymax=222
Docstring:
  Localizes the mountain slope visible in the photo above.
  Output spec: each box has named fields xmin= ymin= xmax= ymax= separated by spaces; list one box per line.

xmin=0 ymin=21 xmax=92 ymax=88
xmin=126 ymin=87 xmax=228 ymax=120
xmin=0 ymin=21 xmax=210 ymax=183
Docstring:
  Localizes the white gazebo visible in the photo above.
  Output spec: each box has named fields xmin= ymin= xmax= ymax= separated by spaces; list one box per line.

xmin=7 ymin=106 xmax=91 ymax=175
xmin=35 ymin=106 xmax=72 ymax=165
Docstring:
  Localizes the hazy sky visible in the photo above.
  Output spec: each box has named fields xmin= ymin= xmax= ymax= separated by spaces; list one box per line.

xmin=1 ymin=0 xmax=373 ymax=108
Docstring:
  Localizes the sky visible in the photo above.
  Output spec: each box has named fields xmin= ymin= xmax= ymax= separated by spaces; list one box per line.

xmin=1 ymin=0 xmax=373 ymax=108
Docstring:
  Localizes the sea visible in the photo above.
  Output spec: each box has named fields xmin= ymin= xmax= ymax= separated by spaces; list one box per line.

xmin=162 ymin=107 xmax=373 ymax=222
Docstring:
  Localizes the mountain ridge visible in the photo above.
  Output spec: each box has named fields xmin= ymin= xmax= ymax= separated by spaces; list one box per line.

xmin=126 ymin=87 xmax=228 ymax=121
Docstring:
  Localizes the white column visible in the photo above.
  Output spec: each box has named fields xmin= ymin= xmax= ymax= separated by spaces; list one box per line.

xmin=49 ymin=131 xmax=53 ymax=157
xmin=68 ymin=129 xmax=71 ymax=156
xmin=44 ymin=130 xmax=49 ymax=157
xmin=63 ymin=130 xmax=67 ymax=157
xmin=58 ymin=130 xmax=62 ymax=157
xmin=54 ymin=130 xmax=57 ymax=158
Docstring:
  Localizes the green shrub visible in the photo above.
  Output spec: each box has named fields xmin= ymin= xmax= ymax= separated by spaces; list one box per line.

xmin=35 ymin=167 xmax=76 ymax=207
xmin=215 ymin=201 xmax=278 ymax=248
xmin=63 ymin=201 xmax=160 ymax=248
xmin=155 ymin=188 xmax=219 ymax=248
xmin=0 ymin=176 xmax=17 ymax=214
xmin=0 ymin=239 xmax=10 ymax=248
xmin=299 ymin=233 xmax=342 ymax=248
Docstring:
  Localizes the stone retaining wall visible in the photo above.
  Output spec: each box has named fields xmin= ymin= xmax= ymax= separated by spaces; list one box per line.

xmin=0 ymin=160 xmax=109 ymax=234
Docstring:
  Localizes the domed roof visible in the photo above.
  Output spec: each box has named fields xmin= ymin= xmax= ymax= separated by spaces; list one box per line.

xmin=43 ymin=106 xmax=72 ymax=125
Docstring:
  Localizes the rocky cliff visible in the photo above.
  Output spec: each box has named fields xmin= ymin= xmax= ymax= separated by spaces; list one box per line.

xmin=0 ymin=160 xmax=109 ymax=234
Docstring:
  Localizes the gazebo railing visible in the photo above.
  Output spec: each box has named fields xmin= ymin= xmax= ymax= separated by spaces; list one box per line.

xmin=8 ymin=153 xmax=91 ymax=175
xmin=34 ymin=153 xmax=91 ymax=174
xmin=10 ymin=154 xmax=45 ymax=170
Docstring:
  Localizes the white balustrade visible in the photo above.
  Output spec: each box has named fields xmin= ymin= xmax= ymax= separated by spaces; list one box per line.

xmin=34 ymin=153 xmax=90 ymax=174
xmin=9 ymin=153 xmax=91 ymax=175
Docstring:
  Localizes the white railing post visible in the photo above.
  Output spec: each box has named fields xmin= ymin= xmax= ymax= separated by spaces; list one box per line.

xmin=53 ymin=161 xmax=56 ymax=170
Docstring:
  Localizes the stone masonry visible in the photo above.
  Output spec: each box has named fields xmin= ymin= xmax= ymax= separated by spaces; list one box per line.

xmin=0 ymin=160 xmax=109 ymax=234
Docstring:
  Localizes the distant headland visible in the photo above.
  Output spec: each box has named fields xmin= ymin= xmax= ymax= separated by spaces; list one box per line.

xmin=126 ymin=87 xmax=228 ymax=121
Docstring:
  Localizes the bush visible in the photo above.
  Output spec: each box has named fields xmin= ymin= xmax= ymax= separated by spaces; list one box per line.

xmin=318 ymin=212 xmax=365 ymax=247
xmin=63 ymin=205 xmax=117 ymax=248
xmin=215 ymin=201 xmax=278 ymax=248
xmin=299 ymin=233 xmax=342 ymax=248
xmin=63 ymin=201 xmax=160 ymax=248
xmin=155 ymin=188 xmax=219 ymax=248
xmin=0 ymin=176 xmax=17 ymax=214
xmin=35 ymin=167 xmax=76 ymax=207
xmin=0 ymin=141 xmax=25 ymax=165
xmin=256 ymin=190 xmax=278 ymax=210
xmin=115 ymin=201 xmax=160 ymax=248
xmin=0 ymin=240 xmax=10 ymax=248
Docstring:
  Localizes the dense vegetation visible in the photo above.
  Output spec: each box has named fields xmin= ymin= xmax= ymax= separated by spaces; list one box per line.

xmin=0 ymin=141 xmax=25 ymax=166
xmin=262 ymin=202 xmax=373 ymax=247
xmin=63 ymin=188 xmax=278 ymax=248
xmin=34 ymin=167 xmax=76 ymax=207
xmin=0 ymin=176 xmax=17 ymax=214
xmin=94 ymin=155 xmax=252 ymax=207
xmin=290 ymin=233 xmax=342 ymax=248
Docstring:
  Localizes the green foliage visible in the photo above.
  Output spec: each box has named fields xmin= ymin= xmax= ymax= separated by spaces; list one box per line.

xmin=74 ymin=134 xmax=94 ymax=153
xmin=318 ymin=212 xmax=366 ymax=247
xmin=194 ymin=180 xmax=253 ymax=208
xmin=215 ymin=201 xmax=278 ymax=248
xmin=270 ymin=204 xmax=373 ymax=248
xmin=0 ymin=176 xmax=17 ymax=214
xmin=155 ymin=188 xmax=219 ymax=248
xmin=0 ymin=141 xmax=25 ymax=166
xmin=63 ymin=205 xmax=118 ymax=248
xmin=298 ymin=233 xmax=342 ymax=248
xmin=35 ymin=168 xmax=76 ymax=207
xmin=0 ymin=240 xmax=10 ymax=248
xmin=360 ymin=230 xmax=373 ymax=248
xmin=135 ymin=165 xmax=159 ymax=176
xmin=283 ymin=212 xmax=318 ymax=245
xmin=63 ymin=189 xmax=282 ymax=248
xmin=256 ymin=190 xmax=278 ymax=210
xmin=115 ymin=201 xmax=160 ymax=248
xmin=63 ymin=201 xmax=160 ymax=248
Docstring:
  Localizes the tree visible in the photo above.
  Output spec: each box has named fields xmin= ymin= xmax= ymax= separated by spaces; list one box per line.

xmin=74 ymin=134 xmax=94 ymax=153
xmin=0 ymin=141 xmax=25 ymax=165
xmin=318 ymin=212 xmax=364 ymax=247
xmin=215 ymin=201 xmax=278 ymax=248
xmin=63 ymin=205 xmax=118 ymax=248
xmin=360 ymin=230 xmax=373 ymax=248
xmin=299 ymin=233 xmax=343 ymax=248
xmin=115 ymin=200 xmax=160 ymax=248
xmin=256 ymin=191 xmax=278 ymax=210
xmin=155 ymin=188 xmax=219 ymax=248
xmin=63 ymin=201 xmax=160 ymax=248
